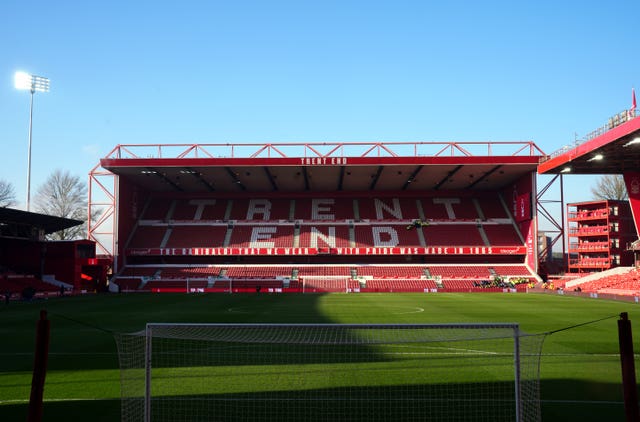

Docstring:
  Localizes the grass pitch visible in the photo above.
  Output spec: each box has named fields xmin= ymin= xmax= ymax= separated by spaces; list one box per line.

xmin=0 ymin=292 xmax=638 ymax=421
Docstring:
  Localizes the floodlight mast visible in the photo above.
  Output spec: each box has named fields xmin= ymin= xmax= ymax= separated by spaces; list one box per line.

xmin=15 ymin=72 xmax=49 ymax=212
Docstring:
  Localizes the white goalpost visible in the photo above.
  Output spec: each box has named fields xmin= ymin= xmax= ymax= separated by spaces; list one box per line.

xmin=115 ymin=323 xmax=545 ymax=422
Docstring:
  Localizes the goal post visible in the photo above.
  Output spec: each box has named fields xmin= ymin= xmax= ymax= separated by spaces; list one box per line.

xmin=115 ymin=323 xmax=545 ymax=422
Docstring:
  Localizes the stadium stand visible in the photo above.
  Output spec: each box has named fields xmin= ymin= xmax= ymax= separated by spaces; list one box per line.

xmin=117 ymin=190 xmax=535 ymax=292
xmin=0 ymin=271 xmax=59 ymax=295
xmin=565 ymin=267 xmax=640 ymax=295
xmin=1 ymin=208 xmax=110 ymax=295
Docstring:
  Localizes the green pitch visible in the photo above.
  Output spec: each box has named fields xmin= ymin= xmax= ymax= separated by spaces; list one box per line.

xmin=0 ymin=292 xmax=638 ymax=421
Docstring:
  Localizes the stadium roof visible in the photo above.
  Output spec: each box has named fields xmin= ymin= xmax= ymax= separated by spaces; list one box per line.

xmin=0 ymin=207 xmax=82 ymax=237
xmin=99 ymin=141 xmax=544 ymax=193
xmin=538 ymin=112 xmax=640 ymax=175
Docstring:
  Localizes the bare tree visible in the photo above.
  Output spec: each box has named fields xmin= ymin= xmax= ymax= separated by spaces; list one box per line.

xmin=33 ymin=170 xmax=88 ymax=240
xmin=590 ymin=174 xmax=628 ymax=201
xmin=0 ymin=180 xmax=16 ymax=207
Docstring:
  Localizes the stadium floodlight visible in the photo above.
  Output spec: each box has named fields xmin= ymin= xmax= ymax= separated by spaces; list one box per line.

xmin=14 ymin=71 xmax=50 ymax=212
xmin=15 ymin=72 xmax=50 ymax=93
xmin=623 ymin=137 xmax=640 ymax=147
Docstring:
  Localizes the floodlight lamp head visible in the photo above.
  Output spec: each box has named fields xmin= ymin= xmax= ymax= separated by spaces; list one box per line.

xmin=14 ymin=72 xmax=32 ymax=90
xmin=14 ymin=71 xmax=50 ymax=93
xmin=623 ymin=137 xmax=640 ymax=147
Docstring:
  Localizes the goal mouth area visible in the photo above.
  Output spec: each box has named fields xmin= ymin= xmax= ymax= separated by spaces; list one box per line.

xmin=115 ymin=323 xmax=545 ymax=422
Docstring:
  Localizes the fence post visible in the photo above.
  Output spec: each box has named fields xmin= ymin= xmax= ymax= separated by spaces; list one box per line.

xmin=27 ymin=310 xmax=50 ymax=422
xmin=618 ymin=312 xmax=640 ymax=422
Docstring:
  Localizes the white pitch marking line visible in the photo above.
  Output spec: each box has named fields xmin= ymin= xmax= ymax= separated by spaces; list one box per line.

xmin=391 ymin=306 xmax=425 ymax=315
xmin=0 ymin=398 xmax=103 ymax=404
xmin=226 ymin=307 xmax=251 ymax=313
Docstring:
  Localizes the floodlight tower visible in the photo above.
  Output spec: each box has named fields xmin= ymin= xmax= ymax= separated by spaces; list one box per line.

xmin=14 ymin=71 xmax=50 ymax=212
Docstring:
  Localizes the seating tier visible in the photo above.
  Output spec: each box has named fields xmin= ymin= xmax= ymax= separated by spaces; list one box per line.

xmin=364 ymin=279 xmax=438 ymax=291
xmin=483 ymin=225 xmax=522 ymax=246
xmin=428 ymin=265 xmax=491 ymax=279
xmin=356 ymin=265 xmax=425 ymax=278
xmin=166 ymin=226 xmax=227 ymax=248
xmin=142 ymin=199 xmax=172 ymax=220
xmin=227 ymin=225 xmax=294 ymax=248
xmin=171 ymin=199 xmax=228 ymax=220
xmin=353 ymin=225 xmax=423 ymax=248
xmin=358 ymin=198 xmax=420 ymax=220
xmin=127 ymin=226 xmax=167 ymax=248
xmin=423 ymin=225 xmax=484 ymax=246
xmin=575 ymin=269 xmax=640 ymax=294
xmin=298 ymin=225 xmax=351 ymax=248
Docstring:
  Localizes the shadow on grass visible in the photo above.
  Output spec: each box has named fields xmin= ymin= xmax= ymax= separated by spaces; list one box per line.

xmin=119 ymin=383 xmax=529 ymax=422
xmin=0 ymin=380 xmax=624 ymax=422
xmin=540 ymin=378 xmax=631 ymax=422
xmin=1 ymin=399 xmax=120 ymax=422
xmin=1 ymin=380 xmax=630 ymax=422
xmin=2 ymin=293 xmax=340 ymax=371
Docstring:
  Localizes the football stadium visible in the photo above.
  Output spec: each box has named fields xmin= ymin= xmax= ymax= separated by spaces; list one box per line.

xmin=3 ymin=119 xmax=640 ymax=421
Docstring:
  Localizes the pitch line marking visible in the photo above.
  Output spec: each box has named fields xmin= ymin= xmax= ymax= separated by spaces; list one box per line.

xmin=391 ymin=306 xmax=424 ymax=315
xmin=226 ymin=307 xmax=251 ymax=314
xmin=0 ymin=398 xmax=106 ymax=404
xmin=0 ymin=352 xmax=115 ymax=355
xmin=388 ymin=345 xmax=500 ymax=356
xmin=227 ymin=305 xmax=425 ymax=315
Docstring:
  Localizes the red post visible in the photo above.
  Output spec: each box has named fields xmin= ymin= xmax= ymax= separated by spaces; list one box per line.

xmin=618 ymin=312 xmax=640 ymax=422
xmin=27 ymin=310 xmax=50 ymax=422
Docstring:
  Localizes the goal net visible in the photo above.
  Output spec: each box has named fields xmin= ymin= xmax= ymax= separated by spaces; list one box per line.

xmin=115 ymin=323 xmax=545 ymax=422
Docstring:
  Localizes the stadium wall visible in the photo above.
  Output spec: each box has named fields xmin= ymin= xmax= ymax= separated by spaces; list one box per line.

xmin=502 ymin=172 xmax=537 ymax=272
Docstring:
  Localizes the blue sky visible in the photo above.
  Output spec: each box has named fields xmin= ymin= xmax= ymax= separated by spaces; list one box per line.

xmin=1 ymin=0 xmax=638 ymax=215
